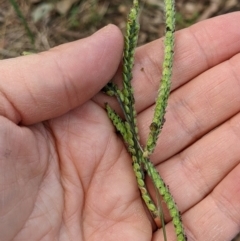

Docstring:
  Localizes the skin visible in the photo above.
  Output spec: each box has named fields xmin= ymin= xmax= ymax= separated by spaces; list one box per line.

xmin=0 ymin=12 xmax=240 ymax=241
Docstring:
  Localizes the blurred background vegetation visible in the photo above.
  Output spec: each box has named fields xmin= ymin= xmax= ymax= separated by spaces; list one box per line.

xmin=0 ymin=0 xmax=240 ymax=59
xmin=0 ymin=0 xmax=239 ymax=240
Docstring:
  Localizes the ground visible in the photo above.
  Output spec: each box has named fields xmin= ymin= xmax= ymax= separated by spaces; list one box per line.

xmin=1 ymin=0 xmax=240 ymax=58
xmin=0 ymin=0 xmax=240 ymax=240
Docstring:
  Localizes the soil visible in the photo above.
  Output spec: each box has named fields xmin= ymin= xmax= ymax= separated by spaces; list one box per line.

xmin=1 ymin=0 xmax=240 ymax=59
xmin=0 ymin=1 xmax=240 ymax=240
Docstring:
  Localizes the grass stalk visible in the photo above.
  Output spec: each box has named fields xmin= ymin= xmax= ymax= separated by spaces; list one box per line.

xmin=9 ymin=0 xmax=35 ymax=44
xmin=104 ymin=0 xmax=186 ymax=240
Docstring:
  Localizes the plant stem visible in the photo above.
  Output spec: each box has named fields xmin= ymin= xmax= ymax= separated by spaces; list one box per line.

xmin=9 ymin=0 xmax=35 ymax=45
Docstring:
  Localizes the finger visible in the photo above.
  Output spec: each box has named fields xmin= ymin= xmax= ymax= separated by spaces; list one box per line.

xmin=0 ymin=25 xmax=123 ymax=125
xmin=154 ymin=111 xmax=240 ymax=212
xmin=144 ymin=111 xmax=240 ymax=231
xmin=154 ymin=162 xmax=240 ymax=241
xmin=138 ymin=51 xmax=240 ymax=162
xmin=94 ymin=13 xmax=240 ymax=115
xmin=182 ymin=164 xmax=240 ymax=241
xmin=133 ymin=12 xmax=240 ymax=111
xmin=152 ymin=117 xmax=240 ymax=240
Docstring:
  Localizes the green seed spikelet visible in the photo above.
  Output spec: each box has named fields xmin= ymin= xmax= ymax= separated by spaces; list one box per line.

xmin=121 ymin=0 xmax=140 ymax=138
xmin=105 ymin=103 xmax=127 ymax=141
xmin=103 ymin=0 xmax=186 ymax=240
xmin=143 ymin=159 xmax=186 ymax=241
xmin=132 ymin=160 xmax=159 ymax=216
xmin=144 ymin=0 xmax=175 ymax=157
xmin=105 ymin=103 xmax=159 ymax=219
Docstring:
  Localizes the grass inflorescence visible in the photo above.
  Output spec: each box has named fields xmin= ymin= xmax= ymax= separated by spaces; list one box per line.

xmin=103 ymin=0 xmax=186 ymax=240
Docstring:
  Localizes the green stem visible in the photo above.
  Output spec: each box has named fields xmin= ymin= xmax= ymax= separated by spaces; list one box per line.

xmin=9 ymin=0 xmax=35 ymax=45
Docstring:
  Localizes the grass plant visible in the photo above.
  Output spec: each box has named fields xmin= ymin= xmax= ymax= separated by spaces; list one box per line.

xmin=9 ymin=0 xmax=35 ymax=45
xmin=103 ymin=0 xmax=186 ymax=240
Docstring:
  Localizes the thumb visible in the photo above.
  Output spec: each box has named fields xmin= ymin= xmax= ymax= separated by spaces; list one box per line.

xmin=0 ymin=24 xmax=123 ymax=125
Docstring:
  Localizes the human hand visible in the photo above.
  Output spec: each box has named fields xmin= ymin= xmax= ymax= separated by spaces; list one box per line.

xmin=0 ymin=13 xmax=240 ymax=241
xmin=112 ymin=11 xmax=240 ymax=241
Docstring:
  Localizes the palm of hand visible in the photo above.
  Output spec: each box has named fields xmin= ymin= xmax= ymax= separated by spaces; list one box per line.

xmin=2 ymin=99 xmax=149 ymax=241
xmin=1 ymin=13 xmax=240 ymax=241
